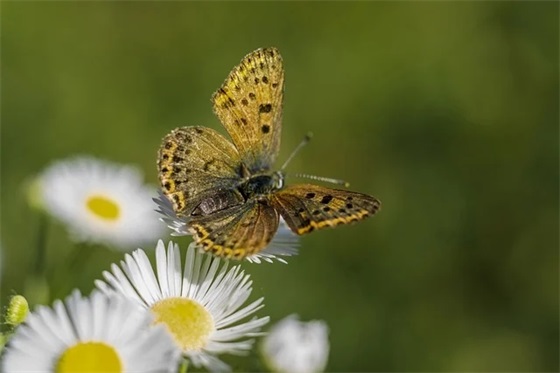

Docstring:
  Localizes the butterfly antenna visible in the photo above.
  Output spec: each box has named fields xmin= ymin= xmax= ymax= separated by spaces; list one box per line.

xmin=280 ymin=132 xmax=313 ymax=171
xmin=293 ymin=173 xmax=350 ymax=188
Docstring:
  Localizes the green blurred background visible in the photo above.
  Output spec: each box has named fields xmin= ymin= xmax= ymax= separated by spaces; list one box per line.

xmin=1 ymin=2 xmax=558 ymax=372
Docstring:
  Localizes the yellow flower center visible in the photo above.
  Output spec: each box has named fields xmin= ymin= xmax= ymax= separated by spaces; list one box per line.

xmin=86 ymin=195 xmax=120 ymax=221
xmin=151 ymin=297 xmax=214 ymax=351
xmin=57 ymin=342 xmax=122 ymax=373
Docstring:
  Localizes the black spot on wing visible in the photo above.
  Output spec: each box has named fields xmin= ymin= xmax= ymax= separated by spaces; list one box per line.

xmin=259 ymin=103 xmax=272 ymax=113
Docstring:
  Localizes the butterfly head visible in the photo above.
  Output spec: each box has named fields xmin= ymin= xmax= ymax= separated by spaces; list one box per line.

xmin=238 ymin=170 xmax=285 ymax=200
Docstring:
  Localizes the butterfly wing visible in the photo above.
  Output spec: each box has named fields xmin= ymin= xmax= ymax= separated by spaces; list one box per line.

xmin=271 ymin=184 xmax=381 ymax=235
xmin=189 ymin=201 xmax=279 ymax=259
xmin=212 ymin=47 xmax=284 ymax=172
xmin=158 ymin=126 xmax=245 ymax=215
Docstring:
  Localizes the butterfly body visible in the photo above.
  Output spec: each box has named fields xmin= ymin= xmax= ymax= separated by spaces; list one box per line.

xmin=158 ymin=48 xmax=381 ymax=260
xmin=190 ymin=171 xmax=283 ymax=217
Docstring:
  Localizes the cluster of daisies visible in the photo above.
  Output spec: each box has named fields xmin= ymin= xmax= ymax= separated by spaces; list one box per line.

xmin=1 ymin=157 xmax=329 ymax=373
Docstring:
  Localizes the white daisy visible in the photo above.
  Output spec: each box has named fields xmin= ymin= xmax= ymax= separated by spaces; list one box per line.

xmin=153 ymin=192 xmax=299 ymax=263
xmin=39 ymin=156 xmax=166 ymax=250
xmin=261 ymin=314 xmax=330 ymax=373
xmin=1 ymin=290 xmax=180 ymax=372
xmin=95 ymin=239 xmax=270 ymax=372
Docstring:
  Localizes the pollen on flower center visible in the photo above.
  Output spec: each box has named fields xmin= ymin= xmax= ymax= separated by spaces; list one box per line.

xmin=86 ymin=195 xmax=120 ymax=221
xmin=151 ymin=297 xmax=214 ymax=351
xmin=57 ymin=341 xmax=122 ymax=373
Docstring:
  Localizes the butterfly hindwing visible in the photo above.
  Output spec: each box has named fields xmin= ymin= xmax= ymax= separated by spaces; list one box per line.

xmin=158 ymin=126 xmax=244 ymax=215
xmin=271 ymin=184 xmax=381 ymax=235
xmin=189 ymin=201 xmax=280 ymax=259
xmin=212 ymin=47 xmax=284 ymax=172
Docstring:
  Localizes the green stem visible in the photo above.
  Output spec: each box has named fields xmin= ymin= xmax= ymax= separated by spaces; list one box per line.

xmin=24 ymin=213 xmax=50 ymax=305
xmin=50 ymin=240 xmax=97 ymax=299
xmin=33 ymin=212 xmax=48 ymax=277
xmin=178 ymin=358 xmax=189 ymax=373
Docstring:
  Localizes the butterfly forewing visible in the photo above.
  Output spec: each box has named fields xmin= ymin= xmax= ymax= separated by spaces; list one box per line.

xmin=189 ymin=202 xmax=279 ymax=259
xmin=271 ymin=184 xmax=381 ymax=235
xmin=158 ymin=126 xmax=243 ymax=215
xmin=212 ymin=47 xmax=284 ymax=172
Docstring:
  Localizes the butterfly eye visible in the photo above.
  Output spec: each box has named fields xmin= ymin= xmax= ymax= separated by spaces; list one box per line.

xmin=274 ymin=171 xmax=285 ymax=189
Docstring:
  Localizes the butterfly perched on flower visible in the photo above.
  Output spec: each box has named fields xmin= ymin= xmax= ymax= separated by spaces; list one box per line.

xmin=158 ymin=47 xmax=380 ymax=260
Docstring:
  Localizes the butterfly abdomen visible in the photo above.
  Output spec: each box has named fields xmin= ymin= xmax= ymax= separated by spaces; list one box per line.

xmin=191 ymin=190 xmax=244 ymax=216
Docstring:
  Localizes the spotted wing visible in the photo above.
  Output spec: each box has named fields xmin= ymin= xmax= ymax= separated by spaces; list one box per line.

xmin=157 ymin=126 xmax=244 ymax=215
xmin=212 ymin=47 xmax=284 ymax=172
xmin=271 ymin=184 xmax=381 ymax=235
xmin=189 ymin=201 xmax=279 ymax=260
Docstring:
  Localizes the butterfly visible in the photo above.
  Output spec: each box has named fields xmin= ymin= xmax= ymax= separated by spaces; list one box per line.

xmin=158 ymin=47 xmax=381 ymax=260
